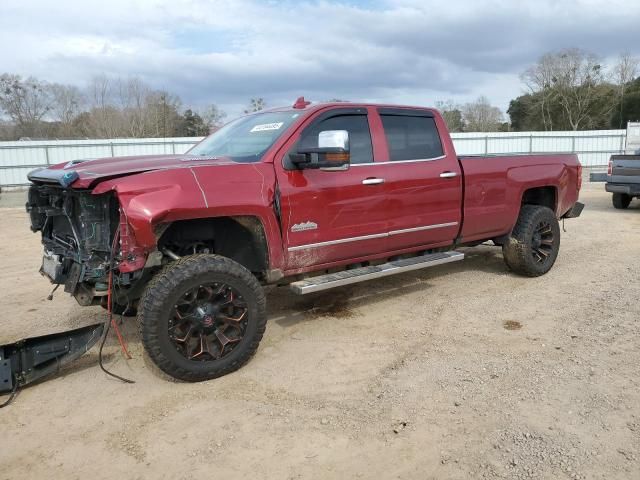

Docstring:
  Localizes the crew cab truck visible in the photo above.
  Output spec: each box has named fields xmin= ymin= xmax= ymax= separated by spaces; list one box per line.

xmin=25 ymin=98 xmax=584 ymax=382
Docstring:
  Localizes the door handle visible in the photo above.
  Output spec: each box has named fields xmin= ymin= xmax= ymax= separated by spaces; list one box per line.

xmin=439 ymin=171 xmax=458 ymax=178
xmin=362 ymin=178 xmax=385 ymax=185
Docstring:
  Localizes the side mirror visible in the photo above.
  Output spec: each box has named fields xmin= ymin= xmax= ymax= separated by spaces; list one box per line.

xmin=290 ymin=130 xmax=350 ymax=171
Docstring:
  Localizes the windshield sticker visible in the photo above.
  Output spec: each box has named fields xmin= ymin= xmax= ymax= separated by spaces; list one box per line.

xmin=250 ymin=122 xmax=284 ymax=133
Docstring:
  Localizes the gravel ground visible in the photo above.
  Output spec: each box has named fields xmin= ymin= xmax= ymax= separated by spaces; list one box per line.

xmin=0 ymin=182 xmax=638 ymax=480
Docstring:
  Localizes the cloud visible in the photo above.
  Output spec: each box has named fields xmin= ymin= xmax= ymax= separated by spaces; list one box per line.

xmin=1 ymin=0 xmax=639 ymax=117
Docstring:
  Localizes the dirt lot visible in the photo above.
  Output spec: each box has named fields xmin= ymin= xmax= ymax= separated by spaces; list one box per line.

xmin=0 ymin=183 xmax=638 ymax=480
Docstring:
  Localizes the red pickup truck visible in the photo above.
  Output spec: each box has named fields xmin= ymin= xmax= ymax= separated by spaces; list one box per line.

xmin=26 ymin=99 xmax=583 ymax=382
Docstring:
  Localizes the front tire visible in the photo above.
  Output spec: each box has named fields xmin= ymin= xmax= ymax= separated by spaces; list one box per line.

xmin=612 ymin=193 xmax=632 ymax=209
xmin=502 ymin=205 xmax=561 ymax=277
xmin=139 ymin=254 xmax=266 ymax=382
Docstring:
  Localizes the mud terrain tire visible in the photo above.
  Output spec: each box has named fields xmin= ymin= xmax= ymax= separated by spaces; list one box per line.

xmin=502 ymin=205 xmax=561 ymax=277
xmin=139 ymin=254 xmax=266 ymax=382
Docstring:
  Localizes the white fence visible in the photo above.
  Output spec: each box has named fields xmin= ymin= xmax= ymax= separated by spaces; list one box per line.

xmin=0 ymin=130 xmax=626 ymax=186
xmin=0 ymin=137 xmax=199 ymax=186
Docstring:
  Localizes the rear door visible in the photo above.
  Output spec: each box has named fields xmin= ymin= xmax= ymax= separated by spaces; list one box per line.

xmin=275 ymin=108 xmax=390 ymax=271
xmin=374 ymin=108 xmax=462 ymax=251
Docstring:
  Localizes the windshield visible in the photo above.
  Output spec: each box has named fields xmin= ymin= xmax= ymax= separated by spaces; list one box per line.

xmin=187 ymin=111 xmax=302 ymax=163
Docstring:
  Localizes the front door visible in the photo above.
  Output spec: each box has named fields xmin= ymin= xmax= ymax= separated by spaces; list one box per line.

xmin=276 ymin=110 xmax=390 ymax=271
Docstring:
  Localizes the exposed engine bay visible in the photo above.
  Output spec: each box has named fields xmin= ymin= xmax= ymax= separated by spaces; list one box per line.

xmin=26 ymin=184 xmax=120 ymax=305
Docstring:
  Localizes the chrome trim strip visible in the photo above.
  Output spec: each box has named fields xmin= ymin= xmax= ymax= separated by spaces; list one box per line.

xmin=287 ymin=221 xmax=458 ymax=252
xmin=287 ymin=232 xmax=387 ymax=252
xmin=388 ymin=222 xmax=459 ymax=236
xmin=351 ymin=155 xmax=446 ymax=166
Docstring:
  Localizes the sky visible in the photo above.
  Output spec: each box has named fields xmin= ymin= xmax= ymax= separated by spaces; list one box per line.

xmin=1 ymin=0 xmax=640 ymax=118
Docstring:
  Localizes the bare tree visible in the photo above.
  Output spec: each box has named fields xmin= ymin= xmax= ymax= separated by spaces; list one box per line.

xmin=116 ymin=77 xmax=152 ymax=137
xmin=200 ymin=104 xmax=227 ymax=132
xmin=84 ymin=75 xmax=184 ymax=138
xmin=612 ymin=52 xmax=639 ymax=128
xmin=0 ymin=74 xmax=54 ymax=137
xmin=462 ymin=96 xmax=504 ymax=132
xmin=435 ymin=100 xmax=464 ymax=132
xmin=89 ymin=74 xmax=112 ymax=110
xmin=50 ymin=83 xmax=84 ymax=137
xmin=86 ymin=75 xmax=122 ymax=138
xmin=0 ymin=71 xmax=235 ymax=140
xmin=523 ymin=48 xmax=610 ymax=131
xmin=522 ymin=53 xmax=559 ymax=130
xmin=244 ymin=98 xmax=265 ymax=114
xmin=552 ymin=49 xmax=607 ymax=130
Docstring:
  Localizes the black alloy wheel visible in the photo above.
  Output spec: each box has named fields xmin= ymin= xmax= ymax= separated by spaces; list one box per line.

xmin=139 ymin=254 xmax=266 ymax=381
xmin=502 ymin=205 xmax=561 ymax=277
xmin=170 ymin=282 xmax=248 ymax=361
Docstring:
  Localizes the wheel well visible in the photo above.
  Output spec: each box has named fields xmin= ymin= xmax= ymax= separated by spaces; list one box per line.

xmin=522 ymin=186 xmax=556 ymax=211
xmin=158 ymin=216 xmax=269 ymax=275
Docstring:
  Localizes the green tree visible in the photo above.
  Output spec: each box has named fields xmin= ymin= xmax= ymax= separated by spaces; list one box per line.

xmin=435 ymin=100 xmax=464 ymax=132
xmin=507 ymin=96 xmax=535 ymax=131
xmin=610 ymin=77 xmax=640 ymax=128
xmin=180 ymin=109 xmax=210 ymax=136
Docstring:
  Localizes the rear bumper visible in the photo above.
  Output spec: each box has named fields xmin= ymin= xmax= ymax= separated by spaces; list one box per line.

xmin=562 ymin=202 xmax=584 ymax=219
xmin=605 ymin=183 xmax=640 ymax=196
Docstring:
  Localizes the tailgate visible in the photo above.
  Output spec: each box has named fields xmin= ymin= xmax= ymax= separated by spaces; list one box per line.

xmin=608 ymin=155 xmax=640 ymax=184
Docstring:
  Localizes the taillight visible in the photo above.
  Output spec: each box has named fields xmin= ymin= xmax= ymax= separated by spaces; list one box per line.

xmin=607 ymin=159 xmax=613 ymax=176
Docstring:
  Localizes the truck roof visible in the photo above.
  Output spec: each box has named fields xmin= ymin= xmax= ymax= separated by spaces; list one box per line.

xmin=258 ymin=97 xmax=438 ymax=115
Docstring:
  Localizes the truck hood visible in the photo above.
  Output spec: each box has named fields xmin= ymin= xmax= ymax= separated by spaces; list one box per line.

xmin=29 ymin=154 xmax=235 ymax=189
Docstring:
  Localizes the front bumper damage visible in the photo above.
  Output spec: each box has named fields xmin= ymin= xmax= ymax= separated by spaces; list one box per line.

xmin=26 ymin=180 xmax=119 ymax=306
xmin=1 ymin=171 xmax=139 ymax=402
xmin=0 ymin=323 xmax=104 ymax=395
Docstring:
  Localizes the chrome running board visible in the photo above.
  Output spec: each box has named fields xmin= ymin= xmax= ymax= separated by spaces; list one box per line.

xmin=289 ymin=251 xmax=464 ymax=295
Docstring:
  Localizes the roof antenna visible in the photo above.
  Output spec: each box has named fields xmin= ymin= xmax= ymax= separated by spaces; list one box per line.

xmin=293 ymin=96 xmax=311 ymax=109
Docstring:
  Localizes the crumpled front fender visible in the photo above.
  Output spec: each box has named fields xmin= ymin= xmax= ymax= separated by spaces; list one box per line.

xmin=91 ymin=163 xmax=284 ymax=271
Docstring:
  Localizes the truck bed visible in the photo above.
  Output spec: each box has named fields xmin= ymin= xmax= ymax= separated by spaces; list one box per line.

xmin=606 ymin=154 xmax=640 ymax=196
xmin=458 ymin=153 xmax=581 ymax=243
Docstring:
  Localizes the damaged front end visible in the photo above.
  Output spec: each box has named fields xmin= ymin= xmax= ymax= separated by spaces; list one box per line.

xmin=25 ymin=169 xmax=147 ymax=308
xmin=1 ymin=323 xmax=104 ymax=395
xmin=0 ymin=170 xmax=150 ymax=400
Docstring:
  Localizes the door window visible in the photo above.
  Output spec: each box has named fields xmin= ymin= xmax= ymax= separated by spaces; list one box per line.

xmin=380 ymin=114 xmax=444 ymax=161
xmin=299 ymin=114 xmax=373 ymax=164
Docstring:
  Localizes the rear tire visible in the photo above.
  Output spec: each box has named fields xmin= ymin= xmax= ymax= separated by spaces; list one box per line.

xmin=502 ymin=205 xmax=561 ymax=277
xmin=138 ymin=254 xmax=266 ymax=382
xmin=612 ymin=193 xmax=632 ymax=209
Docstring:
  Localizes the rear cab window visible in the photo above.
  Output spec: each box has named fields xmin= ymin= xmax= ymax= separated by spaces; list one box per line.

xmin=378 ymin=109 xmax=444 ymax=161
